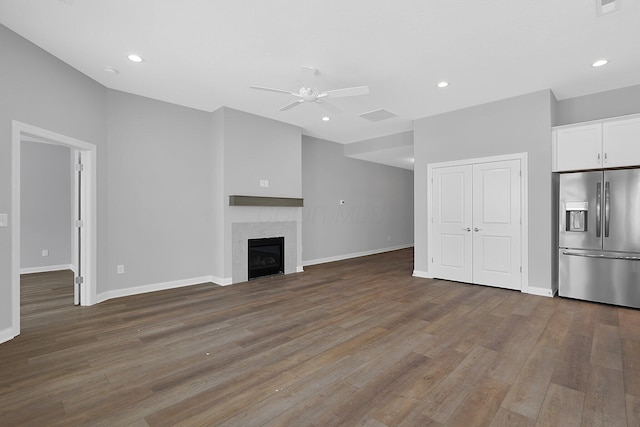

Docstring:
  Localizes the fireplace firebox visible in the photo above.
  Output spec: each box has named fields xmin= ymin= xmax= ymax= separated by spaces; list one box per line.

xmin=248 ymin=237 xmax=284 ymax=280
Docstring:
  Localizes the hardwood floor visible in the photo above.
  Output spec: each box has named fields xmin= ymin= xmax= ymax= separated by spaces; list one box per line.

xmin=2 ymin=248 xmax=639 ymax=426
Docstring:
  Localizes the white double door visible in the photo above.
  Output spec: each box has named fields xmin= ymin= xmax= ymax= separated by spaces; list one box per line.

xmin=431 ymin=159 xmax=521 ymax=290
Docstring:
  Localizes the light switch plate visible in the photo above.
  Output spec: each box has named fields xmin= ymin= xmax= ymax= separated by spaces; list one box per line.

xmin=0 ymin=213 xmax=7 ymax=227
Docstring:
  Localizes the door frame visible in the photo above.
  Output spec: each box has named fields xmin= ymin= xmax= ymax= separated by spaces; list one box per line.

xmin=427 ymin=152 xmax=529 ymax=292
xmin=10 ymin=121 xmax=97 ymax=339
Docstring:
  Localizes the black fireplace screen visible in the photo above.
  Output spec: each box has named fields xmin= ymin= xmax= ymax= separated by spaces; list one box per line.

xmin=248 ymin=237 xmax=284 ymax=280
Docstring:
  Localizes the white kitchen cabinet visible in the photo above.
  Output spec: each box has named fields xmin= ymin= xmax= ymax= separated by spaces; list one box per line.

xmin=603 ymin=116 xmax=640 ymax=168
xmin=553 ymin=114 xmax=640 ymax=172
xmin=553 ymin=124 xmax=602 ymax=171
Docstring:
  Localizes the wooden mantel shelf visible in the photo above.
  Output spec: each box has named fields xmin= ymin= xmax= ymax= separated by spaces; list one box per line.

xmin=228 ymin=195 xmax=304 ymax=207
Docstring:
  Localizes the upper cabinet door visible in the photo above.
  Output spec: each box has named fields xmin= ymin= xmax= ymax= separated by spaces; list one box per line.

xmin=603 ymin=116 xmax=640 ymax=168
xmin=554 ymin=124 xmax=602 ymax=172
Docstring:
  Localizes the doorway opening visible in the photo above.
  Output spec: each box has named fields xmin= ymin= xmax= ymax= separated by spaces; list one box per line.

xmin=10 ymin=121 xmax=97 ymax=340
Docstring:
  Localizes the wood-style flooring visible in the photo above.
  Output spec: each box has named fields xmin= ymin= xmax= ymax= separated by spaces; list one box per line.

xmin=2 ymin=248 xmax=640 ymax=426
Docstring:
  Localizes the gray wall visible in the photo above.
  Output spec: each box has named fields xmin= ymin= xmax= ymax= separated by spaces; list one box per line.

xmin=414 ymin=90 xmax=553 ymax=291
xmin=0 ymin=24 xmax=107 ymax=332
xmin=211 ymin=108 xmax=225 ymax=280
xmin=106 ymin=90 xmax=214 ymax=291
xmin=555 ymin=84 xmax=640 ymax=126
xmin=302 ymin=136 xmax=414 ymax=263
xmin=221 ymin=107 xmax=303 ymax=280
xmin=20 ymin=142 xmax=72 ymax=269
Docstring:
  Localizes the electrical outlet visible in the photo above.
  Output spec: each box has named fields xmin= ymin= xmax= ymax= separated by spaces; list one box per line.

xmin=42 ymin=249 xmax=49 ymax=257
xmin=259 ymin=180 xmax=265 ymax=187
xmin=117 ymin=264 xmax=125 ymax=274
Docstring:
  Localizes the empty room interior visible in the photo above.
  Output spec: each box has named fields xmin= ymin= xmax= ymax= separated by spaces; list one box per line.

xmin=1 ymin=1 xmax=640 ymax=425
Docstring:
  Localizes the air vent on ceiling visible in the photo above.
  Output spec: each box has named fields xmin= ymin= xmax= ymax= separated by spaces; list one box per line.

xmin=597 ymin=0 xmax=619 ymax=15
xmin=358 ymin=108 xmax=398 ymax=122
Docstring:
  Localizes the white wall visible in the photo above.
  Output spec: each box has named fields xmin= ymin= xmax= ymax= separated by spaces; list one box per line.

xmin=302 ymin=136 xmax=414 ymax=263
xmin=414 ymin=90 xmax=553 ymax=292
xmin=20 ymin=142 xmax=72 ymax=270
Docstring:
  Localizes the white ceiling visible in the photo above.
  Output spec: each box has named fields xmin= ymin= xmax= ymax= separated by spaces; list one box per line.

xmin=1 ymin=0 xmax=640 ymax=147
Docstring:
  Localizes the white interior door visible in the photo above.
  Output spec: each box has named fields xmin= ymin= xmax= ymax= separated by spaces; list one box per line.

xmin=472 ymin=160 xmax=521 ymax=290
xmin=431 ymin=165 xmax=473 ymax=283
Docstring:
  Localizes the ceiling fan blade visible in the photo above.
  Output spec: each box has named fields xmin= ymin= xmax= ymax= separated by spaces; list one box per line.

xmin=279 ymin=99 xmax=304 ymax=111
xmin=250 ymin=86 xmax=296 ymax=96
xmin=316 ymin=100 xmax=342 ymax=114
xmin=321 ymin=86 xmax=369 ymax=98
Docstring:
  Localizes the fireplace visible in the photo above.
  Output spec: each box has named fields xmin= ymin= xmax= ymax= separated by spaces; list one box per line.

xmin=248 ymin=237 xmax=284 ymax=280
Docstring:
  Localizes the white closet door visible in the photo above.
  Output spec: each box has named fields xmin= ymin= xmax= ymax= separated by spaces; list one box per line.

xmin=472 ymin=159 xmax=521 ymax=290
xmin=431 ymin=165 xmax=473 ymax=283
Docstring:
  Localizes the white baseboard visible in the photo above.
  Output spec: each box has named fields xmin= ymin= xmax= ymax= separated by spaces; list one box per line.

xmin=20 ymin=264 xmax=73 ymax=275
xmin=412 ymin=270 xmax=433 ymax=279
xmin=303 ymin=244 xmax=413 ymax=267
xmin=296 ymin=266 xmax=304 ymax=273
xmin=0 ymin=327 xmax=17 ymax=345
xmin=526 ymin=286 xmax=554 ymax=297
xmin=96 ymin=275 xmax=216 ymax=303
xmin=211 ymin=276 xmax=233 ymax=286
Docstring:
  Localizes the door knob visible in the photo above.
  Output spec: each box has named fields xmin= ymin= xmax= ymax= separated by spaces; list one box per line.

xmin=461 ymin=227 xmax=471 ymax=232
xmin=474 ymin=227 xmax=483 ymax=232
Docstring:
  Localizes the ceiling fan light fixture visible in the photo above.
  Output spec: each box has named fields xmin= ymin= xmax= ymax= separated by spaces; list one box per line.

xmin=127 ymin=54 xmax=144 ymax=63
xmin=592 ymin=59 xmax=608 ymax=67
xmin=437 ymin=81 xmax=449 ymax=88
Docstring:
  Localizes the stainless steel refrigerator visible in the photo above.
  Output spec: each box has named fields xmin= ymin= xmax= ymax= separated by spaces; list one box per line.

xmin=559 ymin=168 xmax=640 ymax=308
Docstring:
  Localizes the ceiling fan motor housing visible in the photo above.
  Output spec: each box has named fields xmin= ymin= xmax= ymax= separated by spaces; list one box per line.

xmin=300 ymin=87 xmax=319 ymax=101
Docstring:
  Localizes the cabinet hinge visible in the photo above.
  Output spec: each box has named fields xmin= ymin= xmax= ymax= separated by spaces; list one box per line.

xmin=75 ymin=276 xmax=84 ymax=285
xmin=75 ymin=164 xmax=84 ymax=172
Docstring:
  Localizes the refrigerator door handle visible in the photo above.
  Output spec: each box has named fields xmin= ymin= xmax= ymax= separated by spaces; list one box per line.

xmin=596 ymin=182 xmax=601 ymax=238
xmin=605 ymin=181 xmax=610 ymax=238
xmin=562 ymin=250 xmax=640 ymax=261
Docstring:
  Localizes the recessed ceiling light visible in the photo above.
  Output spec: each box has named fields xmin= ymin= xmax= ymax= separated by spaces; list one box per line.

xmin=103 ymin=66 xmax=119 ymax=74
xmin=437 ymin=81 xmax=449 ymax=88
xmin=322 ymin=116 xmax=330 ymax=121
xmin=127 ymin=54 xmax=144 ymax=63
xmin=592 ymin=59 xmax=608 ymax=67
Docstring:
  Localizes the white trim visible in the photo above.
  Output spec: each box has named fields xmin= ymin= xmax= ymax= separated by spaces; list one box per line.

xmin=427 ymin=152 xmax=529 ymax=291
xmin=527 ymin=286 xmax=554 ymax=297
xmin=212 ymin=276 xmax=233 ymax=286
xmin=0 ymin=327 xmax=17 ymax=345
xmin=302 ymin=244 xmax=414 ymax=267
xmin=20 ymin=264 xmax=74 ymax=275
xmin=412 ymin=270 xmax=433 ymax=279
xmin=96 ymin=276 xmax=216 ymax=303
xmin=296 ymin=266 xmax=304 ymax=273
xmin=11 ymin=121 xmax=98 ymax=341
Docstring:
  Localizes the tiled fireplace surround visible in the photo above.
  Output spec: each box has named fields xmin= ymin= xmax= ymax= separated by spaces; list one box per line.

xmin=231 ymin=220 xmax=299 ymax=283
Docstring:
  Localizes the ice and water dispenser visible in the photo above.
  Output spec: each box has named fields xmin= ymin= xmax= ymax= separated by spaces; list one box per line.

xmin=565 ymin=202 xmax=588 ymax=232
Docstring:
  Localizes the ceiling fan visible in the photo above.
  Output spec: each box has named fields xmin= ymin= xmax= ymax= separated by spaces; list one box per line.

xmin=250 ymin=67 xmax=369 ymax=114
